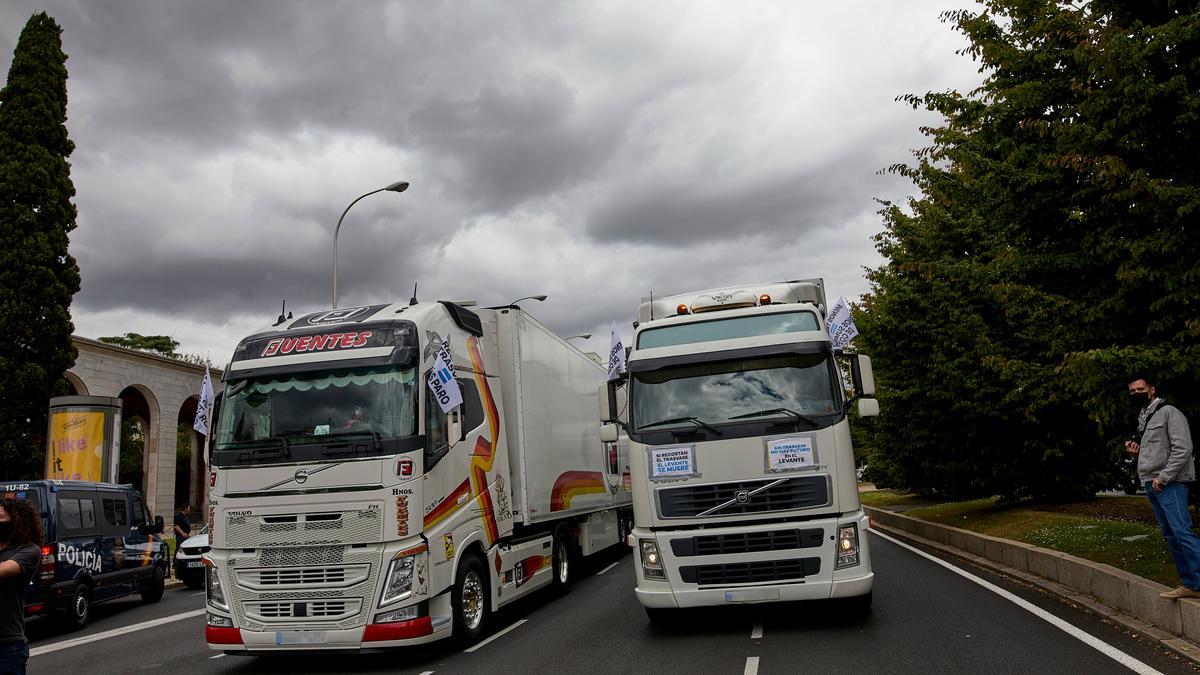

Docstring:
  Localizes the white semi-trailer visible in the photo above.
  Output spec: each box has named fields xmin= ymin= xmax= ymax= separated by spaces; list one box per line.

xmin=600 ymin=280 xmax=878 ymax=621
xmin=204 ymin=301 xmax=631 ymax=651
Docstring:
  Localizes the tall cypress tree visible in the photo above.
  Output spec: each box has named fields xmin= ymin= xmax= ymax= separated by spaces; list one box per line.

xmin=0 ymin=12 xmax=80 ymax=479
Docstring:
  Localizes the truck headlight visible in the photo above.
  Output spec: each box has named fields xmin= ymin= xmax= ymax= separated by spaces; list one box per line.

xmin=639 ymin=539 xmax=666 ymax=581
xmin=835 ymin=523 xmax=860 ymax=569
xmin=206 ymin=564 xmax=228 ymax=610
xmin=379 ymin=554 xmax=416 ymax=607
xmin=206 ymin=613 xmax=234 ymax=627
xmin=375 ymin=605 xmax=420 ymax=624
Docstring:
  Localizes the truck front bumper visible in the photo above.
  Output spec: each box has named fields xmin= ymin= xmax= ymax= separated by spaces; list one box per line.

xmin=207 ymin=616 xmax=452 ymax=651
xmin=632 ymin=511 xmax=873 ymax=609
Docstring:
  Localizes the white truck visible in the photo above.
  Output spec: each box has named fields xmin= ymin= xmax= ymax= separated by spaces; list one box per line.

xmin=600 ymin=280 xmax=878 ymax=621
xmin=203 ymin=301 xmax=632 ymax=651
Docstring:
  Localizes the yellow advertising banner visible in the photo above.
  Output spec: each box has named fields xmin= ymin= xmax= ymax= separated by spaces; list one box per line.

xmin=46 ymin=411 xmax=106 ymax=481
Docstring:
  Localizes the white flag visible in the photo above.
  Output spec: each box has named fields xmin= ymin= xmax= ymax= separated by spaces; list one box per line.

xmin=826 ymin=296 xmax=859 ymax=350
xmin=427 ymin=339 xmax=463 ymax=413
xmin=194 ymin=368 xmax=215 ymax=435
xmin=607 ymin=322 xmax=626 ymax=382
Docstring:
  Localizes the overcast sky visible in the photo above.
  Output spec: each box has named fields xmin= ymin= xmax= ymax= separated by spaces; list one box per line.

xmin=1 ymin=1 xmax=981 ymax=365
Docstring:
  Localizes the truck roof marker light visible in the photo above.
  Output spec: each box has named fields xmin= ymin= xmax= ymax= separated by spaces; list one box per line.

xmin=676 ymin=304 xmax=689 ymax=315
xmin=759 ymin=293 xmax=771 ymax=305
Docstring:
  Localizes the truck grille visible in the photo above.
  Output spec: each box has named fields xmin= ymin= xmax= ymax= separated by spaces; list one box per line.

xmin=243 ymin=599 xmax=362 ymax=622
xmin=679 ymin=557 xmax=821 ymax=586
xmin=235 ymin=564 xmax=370 ymax=590
xmin=225 ymin=509 xmax=383 ymax=548
xmin=670 ymin=528 xmax=824 ymax=557
xmin=656 ymin=475 xmax=829 ymax=519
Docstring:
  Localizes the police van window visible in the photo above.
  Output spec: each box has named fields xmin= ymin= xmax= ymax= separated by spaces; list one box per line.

xmin=57 ymin=494 xmax=99 ymax=535
xmin=460 ymin=379 xmax=484 ymax=432
xmin=102 ymin=497 xmax=129 ymax=532
xmin=133 ymin=495 xmax=149 ymax=525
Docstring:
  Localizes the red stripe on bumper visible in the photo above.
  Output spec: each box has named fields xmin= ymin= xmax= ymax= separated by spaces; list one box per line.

xmin=206 ymin=625 xmax=244 ymax=645
xmin=362 ymin=616 xmax=433 ymax=641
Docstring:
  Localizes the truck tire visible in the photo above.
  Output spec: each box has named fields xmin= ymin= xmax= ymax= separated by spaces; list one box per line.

xmin=551 ymin=525 xmax=573 ymax=596
xmin=141 ymin=564 xmax=166 ymax=603
xmin=452 ymin=554 xmax=490 ymax=644
xmin=60 ymin=583 xmax=92 ymax=630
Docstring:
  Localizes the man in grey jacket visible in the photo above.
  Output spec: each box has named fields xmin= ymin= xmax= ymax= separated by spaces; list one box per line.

xmin=1125 ymin=375 xmax=1200 ymax=599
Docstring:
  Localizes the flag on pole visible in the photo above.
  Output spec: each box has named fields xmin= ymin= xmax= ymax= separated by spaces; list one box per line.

xmin=194 ymin=367 xmax=215 ymax=436
xmin=607 ymin=322 xmax=626 ymax=381
xmin=826 ymin=296 xmax=859 ymax=350
xmin=427 ymin=339 xmax=463 ymax=413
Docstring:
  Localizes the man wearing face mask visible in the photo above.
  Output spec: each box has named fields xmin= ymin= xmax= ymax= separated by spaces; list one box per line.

xmin=0 ymin=499 xmax=43 ymax=675
xmin=1125 ymin=375 xmax=1200 ymax=599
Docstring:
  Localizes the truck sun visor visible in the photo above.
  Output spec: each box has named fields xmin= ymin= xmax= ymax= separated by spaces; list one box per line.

xmin=231 ymin=321 xmax=418 ymax=364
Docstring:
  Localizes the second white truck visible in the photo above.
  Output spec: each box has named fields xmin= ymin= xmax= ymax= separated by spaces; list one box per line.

xmin=601 ymin=280 xmax=878 ymax=621
xmin=204 ymin=300 xmax=632 ymax=651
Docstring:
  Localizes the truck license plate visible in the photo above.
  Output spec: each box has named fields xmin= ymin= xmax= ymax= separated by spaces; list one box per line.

xmin=725 ymin=588 xmax=780 ymax=602
xmin=275 ymin=631 xmax=327 ymax=645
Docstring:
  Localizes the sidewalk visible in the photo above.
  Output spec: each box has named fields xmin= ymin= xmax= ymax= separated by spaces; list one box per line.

xmin=865 ymin=502 xmax=1200 ymax=666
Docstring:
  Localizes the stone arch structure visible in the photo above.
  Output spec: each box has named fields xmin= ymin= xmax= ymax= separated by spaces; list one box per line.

xmin=67 ymin=336 xmax=221 ymax=520
xmin=63 ymin=371 xmax=88 ymax=396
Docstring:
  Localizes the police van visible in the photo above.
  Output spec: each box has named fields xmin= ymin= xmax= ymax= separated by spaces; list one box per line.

xmin=1 ymin=480 xmax=168 ymax=629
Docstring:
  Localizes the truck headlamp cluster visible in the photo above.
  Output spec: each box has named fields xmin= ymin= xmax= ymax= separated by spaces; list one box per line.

xmin=206 ymin=613 xmax=234 ymax=627
xmin=375 ymin=604 xmax=420 ymax=624
xmin=835 ymin=523 xmax=860 ymax=569
xmin=380 ymin=554 xmax=417 ymax=606
xmin=639 ymin=539 xmax=667 ymax=581
xmin=205 ymin=562 xmax=229 ymax=610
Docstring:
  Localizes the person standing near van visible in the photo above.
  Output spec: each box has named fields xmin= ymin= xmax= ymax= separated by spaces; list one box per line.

xmin=173 ymin=503 xmax=192 ymax=551
xmin=0 ymin=499 xmax=43 ymax=675
xmin=1125 ymin=375 xmax=1200 ymax=599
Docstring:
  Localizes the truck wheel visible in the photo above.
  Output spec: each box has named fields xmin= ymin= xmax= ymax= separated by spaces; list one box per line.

xmin=453 ymin=555 xmax=490 ymax=644
xmin=551 ymin=525 xmax=573 ymax=596
xmin=61 ymin=583 xmax=91 ymax=630
xmin=141 ymin=564 xmax=166 ymax=603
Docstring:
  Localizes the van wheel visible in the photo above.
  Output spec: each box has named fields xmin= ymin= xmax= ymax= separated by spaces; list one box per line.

xmin=551 ymin=525 xmax=573 ymax=596
xmin=452 ymin=555 xmax=490 ymax=644
xmin=142 ymin=564 xmax=166 ymax=603
xmin=61 ymin=584 xmax=91 ymax=630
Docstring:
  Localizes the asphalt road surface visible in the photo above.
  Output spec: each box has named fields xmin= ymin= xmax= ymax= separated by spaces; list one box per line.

xmin=24 ymin=531 xmax=1200 ymax=674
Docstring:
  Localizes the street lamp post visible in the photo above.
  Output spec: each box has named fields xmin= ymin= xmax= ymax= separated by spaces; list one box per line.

xmin=332 ymin=180 xmax=409 ymax=308
xmin=508 ymin=294 xmax=548 ymax=307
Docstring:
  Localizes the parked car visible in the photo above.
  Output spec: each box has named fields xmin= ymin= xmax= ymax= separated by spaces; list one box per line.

xmin=0 ymin=479 xmax=168 ymax=630
xmin=174 ymin=524 xmax=209 ymax=589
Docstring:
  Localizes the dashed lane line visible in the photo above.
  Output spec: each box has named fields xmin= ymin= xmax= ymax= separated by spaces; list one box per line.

xmin=744 ymin=656 xmax=760 ymax=675
xmin=30 ymin=608 xmax=207 ymax=656
xmin=871 ymin=530 xmax=1163 ymax=675
xmin=597 ymin=560 xmax=622 ymax=575
xmin=209 ymin=654 xmax=225 ymax=660
xmin=462 ymin=619 xmax=528 ymax=654
xmin=750 ymin=622 xmax=763 ymax=640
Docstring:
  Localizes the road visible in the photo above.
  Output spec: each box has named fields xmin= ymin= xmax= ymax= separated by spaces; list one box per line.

xmin=24 ymin=531 xmax=1200 ymax=674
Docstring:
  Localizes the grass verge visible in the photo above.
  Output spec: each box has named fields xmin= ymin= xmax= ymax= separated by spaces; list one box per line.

xmin=863 ymin=491 xmax=1178 ymax=587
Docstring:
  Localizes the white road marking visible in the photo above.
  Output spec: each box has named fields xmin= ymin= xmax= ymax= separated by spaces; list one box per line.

xmin=871 ymin=530 xmax=1164 ymax=675
xmin=597 ymin=560 xmax=621 ymax=575
xmin=750 ymin=622 xmax=763 ymax=639
xmin=30 ymin=608 xmax=207 ymax=656
xmin=417 ymin=671 xmax=435 ymax=674
xmin=744 ymin=656 xmax=760 ymax=675
xmin=190 ymin=591 xmax=206 ymax=597
xmin=209 ymin=654 xmax=225 ymax=659
xmin=462 ymin=619 xmax=528 ymax=653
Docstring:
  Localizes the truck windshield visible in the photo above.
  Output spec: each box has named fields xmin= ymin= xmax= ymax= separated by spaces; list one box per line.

xmin=631 ymin=353 xmax=841 ymax=433
xmin=214 ymin=365 xmax=418 ymax=457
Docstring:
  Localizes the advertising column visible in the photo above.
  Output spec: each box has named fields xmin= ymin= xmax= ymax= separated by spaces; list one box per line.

xmin=46 ymin=396 xmax=122 ymax=482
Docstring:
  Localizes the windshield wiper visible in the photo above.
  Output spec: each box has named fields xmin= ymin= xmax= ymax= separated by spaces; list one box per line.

xmin=729 ymin=407 xmax=820 ymax=428
xmin=245 ymin=438 xmax=290 ymax=460
xmin=326 ymin=430 xmax=383 ymax=451
xmin=639 ymin=416 xmax=722 ymax=437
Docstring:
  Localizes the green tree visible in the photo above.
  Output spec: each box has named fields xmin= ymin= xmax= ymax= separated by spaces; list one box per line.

xmin=100 ymin=333 xmax=181 ymax=357
xmin=0 ymin=13 xmax=80 ymax=479
xmin=860 ymin=1 xmax=1200 ymax=499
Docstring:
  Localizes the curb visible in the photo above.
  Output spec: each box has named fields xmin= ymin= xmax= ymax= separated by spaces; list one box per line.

xmin=865 ymin=505 xmax=1200 ymax=667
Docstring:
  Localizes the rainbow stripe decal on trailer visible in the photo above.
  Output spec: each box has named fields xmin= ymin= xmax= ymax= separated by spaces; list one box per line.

xmin=550 ymin=471 xmax=606 ymax=511
xmin=466 ymin=335 xmax=502 ymax=545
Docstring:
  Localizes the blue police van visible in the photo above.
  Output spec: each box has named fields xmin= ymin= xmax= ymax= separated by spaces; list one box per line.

xmin=1 ymin=479 xmax=169 ymax=629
